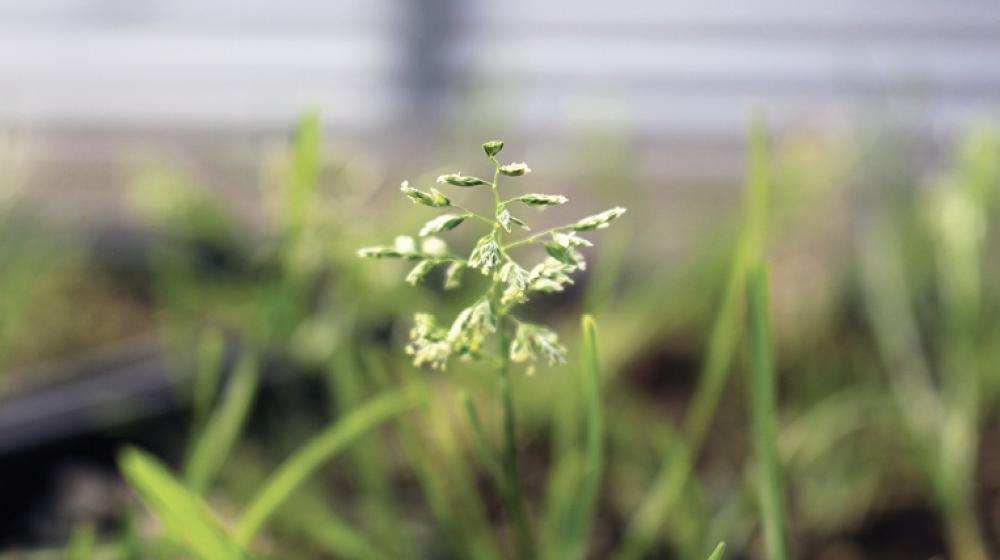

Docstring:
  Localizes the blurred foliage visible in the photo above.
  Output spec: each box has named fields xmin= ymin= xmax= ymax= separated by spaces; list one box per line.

xmin=0 ymin=114 xmax=998 ymax=560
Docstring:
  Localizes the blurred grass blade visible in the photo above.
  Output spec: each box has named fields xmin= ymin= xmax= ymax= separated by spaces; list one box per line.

xmin=613 ymin=115 xmax=770 ymax=560
xmin=274 ymin=497 xmax=395 ymax=560
xmin=462 ymin=393 xmax=503 ymax=484
xmin=706 ymin=541 xmax=726 ymax=560
xmin=119 ymin=447 xmax=245 ymax=560
xmin=190 ymin=327 xmax=226 ymax=440
xmin=185 ymin=351 xmax=260 ymax=493
xmin=66 ymin=522 xmax=96 ymax=560
xmin=857 ymin=224 xmax=942 ymax=451
xmin=234 ymin=386 xmax=421 ymax=545
xmin=558 ymin=315 xmax=605 ymax=560
xmin=361 ymin=350 xmax=501 ymax=560
xmin=746 ymin=264 xmax=790 ymax=560
xmin=327 ymin=349 xmax=401 ymax=540
xmin=286 ymin=109 xmax=322 ymax=236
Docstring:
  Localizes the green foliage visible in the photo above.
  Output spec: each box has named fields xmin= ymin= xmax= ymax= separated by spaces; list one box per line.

xmin=357 ymin=140 xmax=624 ymax=558
xmin=234 ymin=387 xmax=422 ymax=545
xmin=550 ymin=315 xmax=605 ymax=560
xmin=614 ymin=115 xmax=771 ymax=560
xmin=185 ymin=352 xmax=260 ymax=494
xmin=747 ymin=264 xmax=790 ymax=560
xmin=119 ymin=447 xmax=246 ymax=560
xmin=66 ymin=522 xmax=97 ymax=560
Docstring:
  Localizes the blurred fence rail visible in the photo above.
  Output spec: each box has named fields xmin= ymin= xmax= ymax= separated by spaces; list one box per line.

xmin=0 ymin=0 xmax=999 ymax=186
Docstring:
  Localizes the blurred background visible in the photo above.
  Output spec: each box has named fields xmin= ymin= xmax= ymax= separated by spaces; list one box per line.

xmin=1 ymin=1 xmax=1000 ymax=558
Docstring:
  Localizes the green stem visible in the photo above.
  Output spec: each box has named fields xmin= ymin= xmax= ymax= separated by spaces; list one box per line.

xmin=502 ymin=225 xmax=575 ymax=250
xmin=746 ymin=265 xmax=790 ymax=560
xmin=497 ymin=316 xmax=535 ymax=559
xmin=488 ymin=158 xmax=535 ymax=558
xmin=451 ymin=202 xmax=496 ymax=226
xmin=234 ymin=387 xmax=421 ymax=545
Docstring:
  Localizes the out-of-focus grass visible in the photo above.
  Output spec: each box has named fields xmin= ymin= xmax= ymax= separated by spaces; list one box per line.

xmin=1 ymin=111 xmax=998 ymax=559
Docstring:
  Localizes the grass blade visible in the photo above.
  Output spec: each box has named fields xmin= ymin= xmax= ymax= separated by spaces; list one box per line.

xmin=462 ymin=392 xmax=503 ymax=483
xmin=119 ymin=447 xmax=245 ymax=560
xmin=497 ymin=322 xmax=536 ymax=559
xmin=190 ymin=327 xmax=226 ymax=441
xmin=234 ymin=386 xmax=421 ymax=545
xmin=361 ymin=349 xmax=501 ymax=560
xmin=66 ymin=522 xmax=97 ymax=560
xmin=285 ymin=109 xmax=322 ymax=236
xmin=613 ymin=115 xmax=770 ymax=560
xmin=185 ymin=351 xmax=260 ymax=493
xmin=559 ymin=315 xmax=606 ymax=560
xmin=326 ymin=349 xmax=401 ymax=541
xmin=706 ymin=541 xmax=726 ymax=560
xmin=746 ymin=263 xmax=789 ymax=560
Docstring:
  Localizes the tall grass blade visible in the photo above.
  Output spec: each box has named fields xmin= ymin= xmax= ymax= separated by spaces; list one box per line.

xmin=362 ymin=350 xmax=501 ymax=560
xmin=558 ymin=314 xmax=606 ymax=560
xmin=706 ymin=541 xmax=726 ymax=560
xmin=497 ymin=323 xmax=536 ymax=559
xmin=66 ymin=522 xmax=97 ymax=560
xmin=285 ymin=109 xmax=322 ymax=236
xmin=613 ymin=115 xmax=770 ymax=560
xmin=462 ymin=392 xmax=503 ymax=483
xmin=119 ymin=447 xmax=245 ymax=560
xmin=234 ymin=386 xmax=421 ymax=545
xmin=190 ymin=327 xmax=226 ymax=441
xmin=326 ymin=349 xmax=401 ymax=540
xmin=272 ymin=495 xmax=395 ymax=560
xmin=185 ymin=351 xmax=260 ymax=493
xmin=746 ymin=264 xmax=790 ymax=560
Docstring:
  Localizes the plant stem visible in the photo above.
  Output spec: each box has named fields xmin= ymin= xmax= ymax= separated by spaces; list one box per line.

xmin=497 ymin=316 xmax=535 ymax=559
xmin=502 ymin=225 xmax=575 ymax=250
xmin=746 ymin=264 xmax=790 ymax=560
xmin=489 ymin=158 xmax=535 ymax=558
xmin=451 ymin=202 xmax=496 ymax=226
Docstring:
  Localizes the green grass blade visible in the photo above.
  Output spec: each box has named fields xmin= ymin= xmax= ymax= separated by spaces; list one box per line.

xmin=270 ymin=495 xmax=395 ymax=560
xmin=613 ymin=114 xmax=770 ymax=560
xmin=559 ymin=315 xmax=606 ymax=560
xmin=361 ymin=349 xmax=501 ymax=560
xmin=497 ymin=322 xmax=536 ymax=559
xmin=119 ymin=447 xmax=245 ymax=560
xmin=66 ymin=522 xmax=96 ymax=560
xmin=746 ymin=264 xmax=790 ymax=560
xmin=462 ymin=392 xmax=503 ymax=483
xmin=326 ymin=349 xmax=401 ymax=541
xmin=233 ymin=386 xmax=421 ymax=545
xmin=706 ymin=541 xmax=726 ymax=560
xmin=190 ymin=327 xmax=226 ymax=440
xmin=185 ymin=351 xmax=260 ymax=493
xmin=285 ymin=109 xmax=322 ymax=236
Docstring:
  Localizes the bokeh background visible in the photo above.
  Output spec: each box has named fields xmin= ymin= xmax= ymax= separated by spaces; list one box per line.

xmin=1 ymin=1 xmax=1000 ymax=559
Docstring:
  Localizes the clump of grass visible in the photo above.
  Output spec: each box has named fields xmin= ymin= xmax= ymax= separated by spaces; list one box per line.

xmin=358 ymin=140 xmax=625 ymax=557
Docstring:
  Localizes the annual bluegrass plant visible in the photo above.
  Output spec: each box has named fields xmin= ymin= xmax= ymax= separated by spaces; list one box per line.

xmin=358 ymin=140 xmax=625 ymax=558
xmin=358 ymin=140 xmax=625 ymax=376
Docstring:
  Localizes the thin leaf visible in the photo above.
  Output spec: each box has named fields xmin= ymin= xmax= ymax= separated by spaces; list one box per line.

xmin=706 ymin=542 xmax=726 ymax=560
xmin=234 ymin=387 xmax=422 ymax=545
xmin=613 ymin=114 xmax=769 ymax=560
xmin=747 ymin=264 xmax=790 ymax=560
xmin=119 ymin=447 xmax=244 ymax=560
xmin=66 ymin=522 xmax=97 ymax=560
xmin=285 ymin=109 xmax=322 ymax=234
xmin=185 ymin=351 xmax=260 ymax=493
xmin=560 ymin=315 xmax=605 ymax=560
xmin=190 ymin=327 xmax=226 ymax=442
